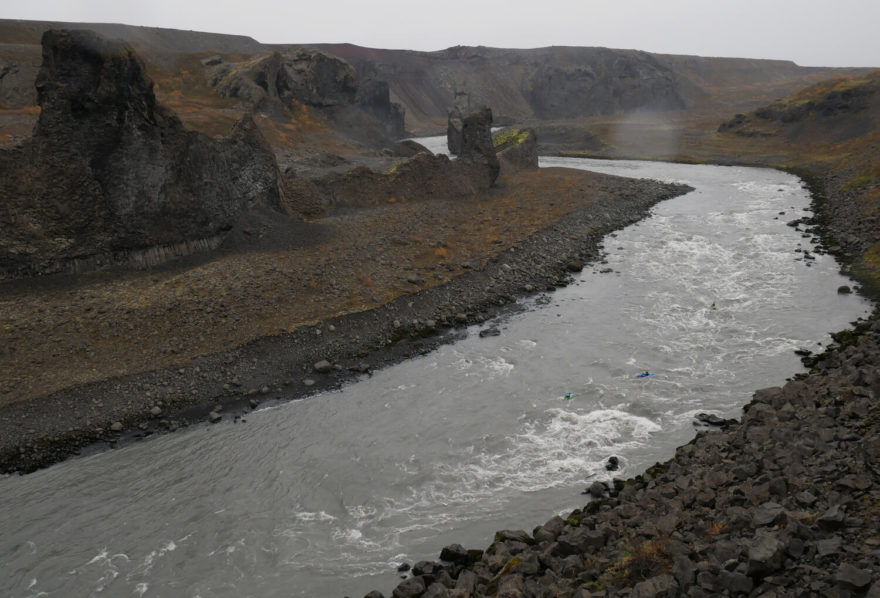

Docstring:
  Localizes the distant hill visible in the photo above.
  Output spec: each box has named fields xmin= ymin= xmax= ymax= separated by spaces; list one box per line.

xmin=718 ymin=71 xmax=880 ymax=144
xmin=0 ymin=19 xmax=264 ymax=53
xmin=311 ymin=44 xmax=873 ymax=131
xmin=1 ymin=19 xmax=874 ymax=133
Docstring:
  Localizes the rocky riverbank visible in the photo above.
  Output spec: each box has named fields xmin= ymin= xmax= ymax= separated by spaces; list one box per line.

xmin=0 ymin=169 xmax=689 ymax=474
xmin=371 ymin=178 xmax=880 ymax=598
xmin=377 ymin=316 xmax=880 ymax=598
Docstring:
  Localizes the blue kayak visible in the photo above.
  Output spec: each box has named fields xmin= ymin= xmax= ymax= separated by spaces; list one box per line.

xmin=636 ymin=372 xmax=655 ymax=378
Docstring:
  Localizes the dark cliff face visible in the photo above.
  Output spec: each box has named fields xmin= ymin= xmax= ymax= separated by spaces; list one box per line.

xmin=526 ymin=50 xmax=686 ymax=119
xmin=319 ymin=45 xmax=689 ymax=129
xmin=317 ymin=44 xmax=872 ymax=132
xmin=0 ymin=29 xmax=284 ymax=278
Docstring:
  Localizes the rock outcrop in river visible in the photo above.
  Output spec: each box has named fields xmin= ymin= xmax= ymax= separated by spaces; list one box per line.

xmin=0 ymin=29 xmax=285 ymax=279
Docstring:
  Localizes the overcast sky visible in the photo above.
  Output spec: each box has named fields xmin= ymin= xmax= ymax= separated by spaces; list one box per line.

xmin=4 ymin=0 xmax=879 ymax=67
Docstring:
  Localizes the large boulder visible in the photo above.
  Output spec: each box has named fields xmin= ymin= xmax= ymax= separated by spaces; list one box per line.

xmin=0 ymin=29 xmax=285 ymax=278
xmin=493 ymin=127 xmax=539 ymax=172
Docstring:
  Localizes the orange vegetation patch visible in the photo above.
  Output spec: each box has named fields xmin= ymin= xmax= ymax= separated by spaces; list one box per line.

xmin=0 ymin=167 xmax=614 ymax=405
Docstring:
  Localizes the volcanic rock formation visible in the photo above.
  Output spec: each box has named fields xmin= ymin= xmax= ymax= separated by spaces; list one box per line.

xmin=0 ymin=29 xmax=285 ymax=278
xmin=210 ymin=49 xmax=358 ymax=110
xmin=318 ymin=105 xmax=500 ymax=207
xmin=208 ymin=48 xmax=405 ymax=140
xmin=493 ymin=127 xmax=539 ymax=172
xmin=457 ymin=106 xmax=500 ymax=186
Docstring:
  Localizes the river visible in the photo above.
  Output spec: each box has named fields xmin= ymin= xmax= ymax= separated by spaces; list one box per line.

xmin=0 ymin=158 xmax=871 ymax=598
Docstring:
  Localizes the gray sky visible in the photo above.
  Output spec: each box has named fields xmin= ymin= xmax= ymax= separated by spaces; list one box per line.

xmin=4 ymin=0 xmax=879 ymax=67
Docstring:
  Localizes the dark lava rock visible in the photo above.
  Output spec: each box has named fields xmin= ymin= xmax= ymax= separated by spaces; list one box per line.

xmin=585 ymin=480 xmax=607 ymax=498
xmin=212 ymin=49 xmax=357 ymax=111
xmin=565 ymin=260 xmax=584 ymax=272
xmin=447 ymin=98 xmax=465 ymax=155
xmin=392 ymin=139 xmax=431 ymax=157
xmin=439 ymin=543 xmax=470 ymax=565
xmin=391 ymin=575 xmax=425 ymax=598
xmin=494 ymin=127 xmax=539 ymax=172
xmin=209 ymin=49 xmax=404 ymax=143
xmin=313 ymin=360 xmax=333 ymax=373
xmin=632 ymin=574 xmax=679 ymax=597
xmin=747 ymin=532 xmax=786 ymax=578
xmin=817 ymin=504 xmax=847 ymax=530
xmin=458 ymin=106 xmax=500 ymax=187
xmin=605 ymin=455 xmax=620 ymax=471
xmin=835 ymin=563 xmax=873 ymax=591
xmin=695 ymin=412 xmax=726 ymax=426
xmin=478 ymin=327 xmax=500 ymax=338
xmin=0 ymin=29 xmax=285 ymax=279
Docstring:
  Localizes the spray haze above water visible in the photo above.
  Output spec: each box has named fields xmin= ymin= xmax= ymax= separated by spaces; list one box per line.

xmin=0 ymin=159 xmax=870 ymax=598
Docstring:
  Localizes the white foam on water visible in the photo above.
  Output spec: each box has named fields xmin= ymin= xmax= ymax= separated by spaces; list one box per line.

xmin=292 ymin=510 xmax=337 ymax=523
xmin=381 ymin=406 xmax=662 ymax=519
xmin=265 ymin=403 xmax=665 ymax=581
xmin=451 ymin=353 xmax=515 ymax=379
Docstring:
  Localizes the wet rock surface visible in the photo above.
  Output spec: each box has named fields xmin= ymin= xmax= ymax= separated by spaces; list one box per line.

xmin=376 ymin=314 xmax=880 ymax=598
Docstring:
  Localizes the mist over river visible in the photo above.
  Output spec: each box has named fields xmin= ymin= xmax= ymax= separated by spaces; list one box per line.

xmin=0 ymin=158 xmax=870 ymax=598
